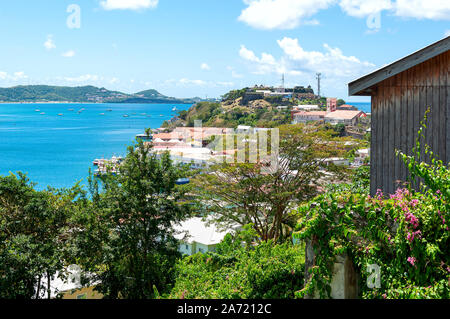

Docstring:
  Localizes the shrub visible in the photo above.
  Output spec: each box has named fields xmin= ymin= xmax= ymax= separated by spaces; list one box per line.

xmin=167 ymin=237 xmax=305 ymax=299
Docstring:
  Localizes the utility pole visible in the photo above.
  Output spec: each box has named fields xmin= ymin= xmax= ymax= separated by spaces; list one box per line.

xmin=316 ymin=73 xmax=322 ymax=97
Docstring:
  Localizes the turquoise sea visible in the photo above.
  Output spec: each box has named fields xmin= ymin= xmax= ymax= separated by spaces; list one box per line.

xmin=350 ymin=102 xmax=371 ymax=114
xmin=0 ymin=103 xmax=191 ymax=190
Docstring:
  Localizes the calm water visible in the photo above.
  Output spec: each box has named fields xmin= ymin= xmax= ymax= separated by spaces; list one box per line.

xmin=0 ymin=103 xmax=191 ymax=190
xmin=351 ymin=102 xmax=371 ymax=114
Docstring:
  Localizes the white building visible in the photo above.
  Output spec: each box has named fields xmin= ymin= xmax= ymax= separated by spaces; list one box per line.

xmin=174 ymin=217 xmax=238 ymax=255
xmin=295 ymin=105 xmax=320 ymax=111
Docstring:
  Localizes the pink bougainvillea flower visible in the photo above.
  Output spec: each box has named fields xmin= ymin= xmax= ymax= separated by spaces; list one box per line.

xmin=407 ymin=256 xmax=416 ymax=267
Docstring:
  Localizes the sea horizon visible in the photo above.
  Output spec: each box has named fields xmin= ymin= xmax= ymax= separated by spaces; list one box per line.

xmin=0 ymin=103 xmax=192 ymax=190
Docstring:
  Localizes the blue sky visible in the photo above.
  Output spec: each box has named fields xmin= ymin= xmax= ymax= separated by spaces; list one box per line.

xmin=0 ymin=0 xmax=448 ymax=101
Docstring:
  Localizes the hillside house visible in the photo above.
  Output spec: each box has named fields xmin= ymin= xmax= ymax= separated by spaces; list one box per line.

xmin=324 ymin=110 xmax=367 ymax=126
xmin=174 ymin=217 xmax=237 ymax=255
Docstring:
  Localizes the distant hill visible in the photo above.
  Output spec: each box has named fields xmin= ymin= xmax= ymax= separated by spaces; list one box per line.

xmin=0 ymin=85 xmax=199 ymax=104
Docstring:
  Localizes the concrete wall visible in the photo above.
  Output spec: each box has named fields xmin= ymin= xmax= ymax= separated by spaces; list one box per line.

xmin=304 ymin=239 xmax=359 ymax=299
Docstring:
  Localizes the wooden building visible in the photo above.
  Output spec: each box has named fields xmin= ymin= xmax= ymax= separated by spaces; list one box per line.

xmin=349 ymin=37 xmax=449 ymax=195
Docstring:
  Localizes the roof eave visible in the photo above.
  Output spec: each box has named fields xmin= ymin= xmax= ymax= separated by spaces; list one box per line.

xmin=349 ymin=36 xmax=450 ymax=96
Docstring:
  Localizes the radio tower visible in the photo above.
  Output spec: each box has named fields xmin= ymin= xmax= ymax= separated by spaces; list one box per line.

xmin=316 ymin=73 xmax=322 ymax=97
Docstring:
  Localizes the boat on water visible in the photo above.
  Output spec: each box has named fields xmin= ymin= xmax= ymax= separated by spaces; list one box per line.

xmin=40 ymin=112 xmax=45 ymax=115
xmin=58 ymin=113 xmax=63 ymax=116
xmin=135 ymin=133 xmax=153 ymax=142
xmin=35 ymin=109 xmax=40 ymax=112
xmin=172 ymin=106 xmax=177 ymax=111
xmin=100 ymin=113 xmax=105 ymax=115
xmin=107 ymin=109 xmax=112 ymax=112
xmin=123 ymin=114 xmax=129 ymax=118
xmin=159 ymin=114 xmax=164 ymax=117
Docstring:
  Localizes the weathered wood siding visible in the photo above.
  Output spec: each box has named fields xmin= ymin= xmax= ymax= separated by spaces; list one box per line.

xmin=370 ymin=50 xmax=449 ymax=196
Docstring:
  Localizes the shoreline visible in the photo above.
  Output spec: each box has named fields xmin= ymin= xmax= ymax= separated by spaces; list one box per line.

xmin=0 ymin=101 xmax=193 ymax=105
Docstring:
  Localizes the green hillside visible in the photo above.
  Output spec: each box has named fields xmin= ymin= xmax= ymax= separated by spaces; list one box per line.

xmin=0 ymin=85 xmax=196 ymax=104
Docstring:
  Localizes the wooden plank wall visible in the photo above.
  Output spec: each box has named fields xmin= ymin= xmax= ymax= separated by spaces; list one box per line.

xmin=370 ymin=51 xmax=449 ymax=196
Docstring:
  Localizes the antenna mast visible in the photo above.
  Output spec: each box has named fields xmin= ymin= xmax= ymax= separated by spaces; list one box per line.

xmin=316 ymin=73 xmax=322 ymax=97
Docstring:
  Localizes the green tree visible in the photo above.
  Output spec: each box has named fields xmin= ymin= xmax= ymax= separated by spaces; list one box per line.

xmin=193 ymin=124 xmax=356 ymax=242
xmin=73 ymin=139 xmax=191 ymax=299
xmin=337 ymin=99 xmax=346 ymax=106
xmin=0 ymin=173 xmax=82 ymax=299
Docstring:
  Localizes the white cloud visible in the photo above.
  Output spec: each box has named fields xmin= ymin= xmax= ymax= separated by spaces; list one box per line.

xmin=394 ymin=0 xmax=450 ymax=20
xmin=12 ymin=72 xmax=28 ymax=80
xmin=277 ymin=37 xmax=375 ymax=77
xmin=64 ymin=74 xmax=100 ymax=82
xmin=100 ymin=0 xmax=158 ymax=11
xmin=239 ymin=38 xmax=376 ymax=97
xmin=62 ymin=50 xmax=76 ymax=58
xmin=239 ymin=0 xmax=450 ymax=30
xmin=0 ymin=71 xmax=29 ymax=82
xmin=238 ymin=0 xmax=334 ymax=30
xmin=339 ymin=0 xmax=392 ymax=18
xmin=227 ymin=66 xmax=244 ymax=78
xmin=44 ymin=35 xmax=56 ymax=50
xmin=200 ymin=63 xmax=211 ymax=71
xmin=217 ymin=81 xmax=235 ymax=87
xmin=445 ymin=30 xmax=450 ymax=37
xmin=239 ymin=45 xmax=295 ymax=75
xmin=179 ymin=78 xmax=207 ymax=86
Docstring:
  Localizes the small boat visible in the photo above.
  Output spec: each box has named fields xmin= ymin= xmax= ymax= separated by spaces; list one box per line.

xmin=35 ymin=109 xmax=40 ymax=112
xmin=141 ymin=113 xmax=146 ymax=116
xmin=100 ymin=113 xmax=105 ymax=115
xmin=107 ymin=109 xmax=112 ymax=112
xmin=172 ymin=107 xmax=177 ymax=111
xmin=40 ymin=112 xmax=45 ymax=115
xmin=123 ymin=114 xmax=129 ymax=118
xmin=58 ymin=113 xmax=63 ymax=116
xmin=159 ymin=114 xmax=164 ymax=117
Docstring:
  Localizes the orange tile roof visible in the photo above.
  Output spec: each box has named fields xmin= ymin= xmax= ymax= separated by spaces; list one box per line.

xmin=325 ymin=110 xmax=364 ymax=120
xmin=293 ymin=111 xmax=327 ymax=116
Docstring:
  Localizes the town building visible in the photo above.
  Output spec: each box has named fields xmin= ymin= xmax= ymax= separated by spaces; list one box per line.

xmin=174 ymin=217 xmax=237 ymax=255
xmin=295 ymin=105 xmax=321 ymax=111
xmin=324 ymin=110 xmax=367 ymax=126
xmin=292 ymin=111 xmax=327 ymax=123
xmin=349 ymin=36 xmax=449 ymax=195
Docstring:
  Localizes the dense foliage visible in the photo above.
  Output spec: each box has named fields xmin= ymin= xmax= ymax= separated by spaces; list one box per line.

xmin=0 ymin=173 xmax=83 ymax=298
xmin=294 ymin=117 xmax=449 ymax=299
xmin=71 ymin=139 xmax=192 ymax=299
xmin=167 ymin=230 xmax=305 ymax=299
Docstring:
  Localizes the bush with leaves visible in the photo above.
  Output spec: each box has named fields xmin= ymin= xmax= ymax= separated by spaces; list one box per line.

xmin=294 ymin=113 xmax=449 ymax=299
xmin=167 ymin=227 xmax=305 ymax=299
